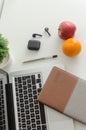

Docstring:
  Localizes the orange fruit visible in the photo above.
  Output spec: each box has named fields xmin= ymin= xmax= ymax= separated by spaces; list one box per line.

xmin=62 ymin=38 xmax=82 ymax=57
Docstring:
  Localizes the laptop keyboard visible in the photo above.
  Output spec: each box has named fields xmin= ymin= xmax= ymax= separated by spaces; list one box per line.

xmin=14 ymin=72 xmax=47 ymax=130
xmin=0 ymin=80 xmax=6 ymax=130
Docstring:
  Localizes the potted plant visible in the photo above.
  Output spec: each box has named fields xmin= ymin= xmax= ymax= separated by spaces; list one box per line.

xmin=0 ymin=34 xmax=9 ymax=68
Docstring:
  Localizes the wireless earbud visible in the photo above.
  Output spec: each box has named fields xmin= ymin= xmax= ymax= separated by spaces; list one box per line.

xmin=44 ymin=27 xmax=51 ymax=36
xmin=32 ymin=33 xmax=42 ymax=38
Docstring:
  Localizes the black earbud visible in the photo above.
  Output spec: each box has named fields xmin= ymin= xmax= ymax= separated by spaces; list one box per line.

xmin=32 ymin=33 xmax=42 ymax=38
xmin=44 ymin=27 xmax=51 ymax=36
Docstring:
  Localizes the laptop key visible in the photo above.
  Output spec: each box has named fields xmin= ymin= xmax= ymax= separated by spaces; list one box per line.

xmin=22 ymin=123 xmax=26 ymax=128
xmin=27 ymin=125 xmax=31 ymax=130
xmin=37 ymin=125 xmax=41 ymax=130
xmin=31 ymin=75 xmax=35 ymax=85
xmin=32 ymin=123 xmax=36 ymax=128
xmin=42 ymin=125 xmax=47 ymax=130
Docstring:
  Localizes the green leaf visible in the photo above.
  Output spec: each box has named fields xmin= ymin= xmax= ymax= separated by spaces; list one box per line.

xmin=0 ymin=34 xmax=9 ymax=63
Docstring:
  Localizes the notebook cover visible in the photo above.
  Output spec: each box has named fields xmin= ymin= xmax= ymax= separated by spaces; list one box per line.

xmin=38 ymin=66 xmax=86 ymax=124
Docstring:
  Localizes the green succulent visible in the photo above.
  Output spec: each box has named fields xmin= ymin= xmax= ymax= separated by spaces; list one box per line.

xmin=0 ymin=34 xmax=9 ymax=63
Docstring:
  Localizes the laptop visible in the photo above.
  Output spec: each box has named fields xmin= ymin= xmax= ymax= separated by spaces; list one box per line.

xmin=0 ymin=64 xmax=74 ymax=130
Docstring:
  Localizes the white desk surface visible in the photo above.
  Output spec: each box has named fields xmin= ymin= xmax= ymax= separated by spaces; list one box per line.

xmin=0 ymin=0 xmax=86 ymax=129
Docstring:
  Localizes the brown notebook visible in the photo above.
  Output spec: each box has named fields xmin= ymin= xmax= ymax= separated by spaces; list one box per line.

xmin=38 ymin=66 xmax=86 ymax=124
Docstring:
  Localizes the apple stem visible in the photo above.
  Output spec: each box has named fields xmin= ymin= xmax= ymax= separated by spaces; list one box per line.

xmin=58 ymin=28 xmax=61 ymax=31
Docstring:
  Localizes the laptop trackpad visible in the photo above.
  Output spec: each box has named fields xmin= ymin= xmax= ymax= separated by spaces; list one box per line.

xmin=46 ymin=106 xmax=74 ymax=130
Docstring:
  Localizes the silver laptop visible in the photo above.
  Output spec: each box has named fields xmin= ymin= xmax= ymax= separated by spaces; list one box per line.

xmin=0 ymin=64 xmax=74 ymax=130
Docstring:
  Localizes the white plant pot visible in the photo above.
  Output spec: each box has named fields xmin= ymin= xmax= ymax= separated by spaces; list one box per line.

xmin=0 ymin=52 xmax=11 ymax=68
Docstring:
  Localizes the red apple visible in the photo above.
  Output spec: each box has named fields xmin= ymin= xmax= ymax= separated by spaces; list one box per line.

xmin=58 ymin=21 xmax=76 ymax=40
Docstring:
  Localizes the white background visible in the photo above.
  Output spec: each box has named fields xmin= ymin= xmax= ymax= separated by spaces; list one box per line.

xmin=0 ymin=0 xmax=86 ymax=129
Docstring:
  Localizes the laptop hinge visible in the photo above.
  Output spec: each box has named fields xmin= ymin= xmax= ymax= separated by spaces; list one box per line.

xmin=5 ymin=83 xmax=16 ymax=130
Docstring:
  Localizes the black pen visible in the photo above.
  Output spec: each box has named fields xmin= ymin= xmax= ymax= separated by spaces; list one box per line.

xmin=23 ymin=55 xmax=58 ymax=63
